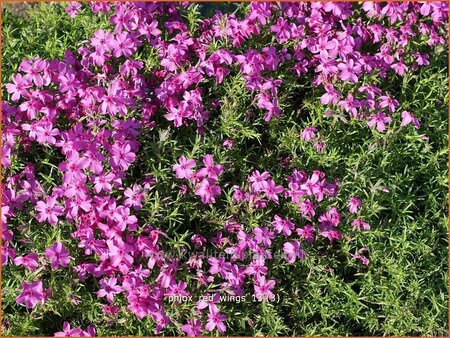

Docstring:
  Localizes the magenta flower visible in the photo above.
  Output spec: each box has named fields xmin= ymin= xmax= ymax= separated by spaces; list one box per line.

xmin=54 ymin=323 xmax=83 ymax=337
xmin=351 ymin=219 xmax=371 ymax=231
xmin=263 ymin=179 xmax=283 ymax=203
xmin=16 ymin=281 xmax=46 ymax=308
xmin=35 ymin=123 xmax=59 ymax=145
xmin=271 ymin=215 xmax=295 ymax=236
xmin=13 ymin=253 xmax=38 ymax=271
xmin=19 ymin=58 xmax=49 ymax=87
xmin=54 ymin=322 xmax=95 ymax=337
xmin=35 ymin=196 xmax=64 ymax=226
xmin=205 ymin=311 xmax=227 ymax=333
xmin=401 ymin=111 xmax=420 ymax=129
xmin=197 ymin=155 xmax=224 ymax=180
xmin=195 ymin=178 xmax=221 ymax=204
xmin=348 ymin=196 xmax=362 ymax=214
xmin=110 ymin=32 xmax=136 ymax=58
xmin=45 ymin=242 xmax=71 ymax=269
xmin=124 ymin=185 xmax=145 ymax=210
xmin=367 ymin=112 xmax=392 ymax=132
xmin=253 ymin=227 xmax=275 ymax=247
xmin=97 ymin=277 xmax=122 ymax=303
xmin=182 ymin=319 xmax=202 ymax=337
xmin=110 ymin=143 xmax=136 ymax=171
xmin=173 ymin=156 xmax=196 ymax=179
xmin=65 ymin=2 xmax=81 ymax=18
xmin=283 ymin=241 xmax=305 ymax=264
xmin=6 ymin=74 xmax=31 ymax=101
xmin=248 ymin=170 xmax=270 ymax=192
xmin=301 ymin=127 xmax=317 ymax=142
xmin=254 ymin=275 xmax=276 ymax=300
xmin=93 ymin=173 xmax=115 ymax=193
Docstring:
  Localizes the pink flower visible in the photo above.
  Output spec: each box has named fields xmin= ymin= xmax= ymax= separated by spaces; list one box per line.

xmin=45 ymin=242 xmax=71 ymax=269
xmin=401 ymin=111 xmax=420 ymax=129
xmin=35 ymin=196 xmax=64 ymax=226
xmin=97 ymin=277 xmax=122 ymax=303
xmin=195 ymin=178 xmax=221 ymax=204
xmin=182 ymin=319 xmax=202 ymax=336
xmin=301 ymin=127 xmax=317 ymax=142
xmin=110 ymin=143 xmax=136 ymax=171
xmin=54 ymin=322 xmax=95 ymax=337
xmin=351 ymin=248 xmax=370 ymax=265
xmin=93 ymin=173 xmax=115 ymax=194
xmin=6 ymin=74 xmax=31 ymax=101
xmin=254 ymin=275 xmax=276 ymax=300
xmin=13 ymin=253 xmax=38 ymax=271
xmin=271 ymin=215 xmax=295 ymax=236
xmin=348 ymin=196 xmax=362 ymax=214
xmin=253 ymin=227 xmax=275 ymax=247
xmin=367 ymin=112 xmax=392 ymax=132
xmin=248 ymin=170 xmax=270 ymax=192
xmin=35 ymin=123 xmax=59 ymax=145
xmin=113 ymin=206 xmax=138 ymax=231
xmin=283 ymin=241 xmax=305 ymax=263
xmin=205 ymin=311 xmax=227 ymax=333
xmin=110 ymin=32 xmax=136 ymax=58
xmin=197 ymin=155 xmax=223 ymax=180
xmin=173 ymin=156 xmax=196 ymax=179
xmin=124 ymin=185 xmax=145 ymax=210
xmin=263 ymin=179 xmax=284 ymax=203
xmin=65 ymin=2 xmax=81 ymax=18
xmin=55 ymin=323 xmax=82 ymax=337
xmin=16 ymin=281 xmax=46 ymax=308
xmin=222 ymin=138 xmax=234 ymax=149
xmin=351 ymin=219 xmax=371 ymax=231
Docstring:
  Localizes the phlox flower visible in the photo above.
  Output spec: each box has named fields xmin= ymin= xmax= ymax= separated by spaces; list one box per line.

xmin=205 ymin=311 xmax=227 ymax=333
xmin=65 ymin=2 xmax=81 ymax=18
xmin=348 ymin=196 xmax=362 ymax=214
xmin=401 ymin=111 xmax=420 ymax=129
xmin=35 ymin=196 xmax=64 ymax=226
xmin=54 ymin=322 xmax=96 ymax=337
xmin=283 ymin=241 xmax=305 ymax=264
xmin=6 ymin=74 xmax=31 ymax=101
xmin=263 ymin=179 xmax=283 ymax=203
xmin=13 ymin=253 xmax=39 ymax=271
xmin=45 ymin=242 xmax=71 ymax=269
xmin=182 ymin=319 xmax=202 ymax=337
xmin=351 ymin=219 xmax=371 ymax=231
xmin=254 ymin=275 xmax=276 ymax=300
xmin=110 ymin=143 xmax=136 ymax=171
xmin=253 ymin=227 xmax=275 ymax=247
xmin=113 ymin=206 xmax=138 ymax=231
xmin=296 ymin=225 xmax=315 ymax=244
xmin=195 ymin=178 xmax=221 ymax=204
xmin=124 ymin=185 xmax=146 ymax=210
xmin=271 ymin=215 xmax=295 ymax=236
xmin=97 ymin=277 xmax=122 ymax=303
xmin=248 ymin=170 xmax=270 ymax=192
xmin=19 ymin=58 xmax=49 ymax=87
xmin=173 ymin=156 xmax=196 ymax=180
xmin=367 ymin=112 xmax=392 ymax=132
xmin=110 ymin=32 xmax=136 ymax=58
xmin=93 ymin=173 xmax=116 ymax=193
xmin=301 ymin=127 xmax=317 ymax=142
xmin=16 ymin=281 xmax=46 ymax=308
xmin=197 ymin=155 xmax=223 ymax=180
xmin=34 ymin=122 xmax=59 ymax=145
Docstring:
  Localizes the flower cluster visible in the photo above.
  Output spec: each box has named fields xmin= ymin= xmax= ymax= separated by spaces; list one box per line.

xmin=2 ymin=1 xmax=447 ymax=336
xmin=173 ymin=155 xmax=223 ymax=204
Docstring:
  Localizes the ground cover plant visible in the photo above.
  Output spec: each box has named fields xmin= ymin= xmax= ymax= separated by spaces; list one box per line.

xmin=1 ymin=1 xmax=448 ymax=336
